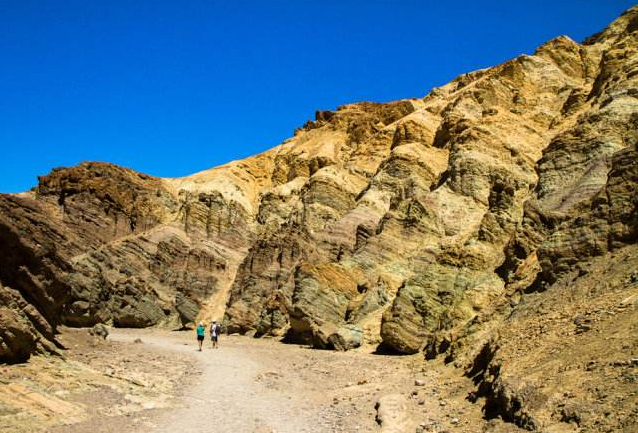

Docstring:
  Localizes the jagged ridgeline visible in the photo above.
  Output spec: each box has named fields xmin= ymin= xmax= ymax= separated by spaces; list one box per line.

xmin=1 ymin=6 xmax=637 ymax=368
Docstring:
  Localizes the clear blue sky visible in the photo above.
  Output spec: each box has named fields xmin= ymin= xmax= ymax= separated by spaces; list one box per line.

xmin=1 ymin=1 xmax=635 ymax=192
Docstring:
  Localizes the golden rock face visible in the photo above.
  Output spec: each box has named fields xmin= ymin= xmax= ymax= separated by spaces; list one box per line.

xmin=1 ymin=6 xmax=637 ymax=377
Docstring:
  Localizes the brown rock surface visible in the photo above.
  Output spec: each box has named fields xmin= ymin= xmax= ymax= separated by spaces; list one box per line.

xmin=1 ymin=6 xmax=637 ymax=430
xmin=0 ymin=283 xmax=53 ymax=364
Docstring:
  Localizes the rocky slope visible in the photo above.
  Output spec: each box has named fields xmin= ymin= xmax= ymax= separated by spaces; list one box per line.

xmin=1 ymin=5 xmax=637 ymax=430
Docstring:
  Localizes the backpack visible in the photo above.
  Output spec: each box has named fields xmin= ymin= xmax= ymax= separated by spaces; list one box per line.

xmin=211 ymin=323 xmax=220 ymax=335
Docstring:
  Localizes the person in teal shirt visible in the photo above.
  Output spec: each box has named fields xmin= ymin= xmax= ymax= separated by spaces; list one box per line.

xmin=196 ymin=322 xmax=206 ymax=351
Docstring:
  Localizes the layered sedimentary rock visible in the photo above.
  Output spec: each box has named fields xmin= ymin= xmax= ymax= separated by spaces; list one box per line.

xmin=0 ymin=6 xmax=636 ymax=399
xmin=0 ymin=282 xmax=57 ymax=363
xmin=223 ymin=6 xmax=638 ymax=361
xmin=0 ymin=162 xmax=253 ymax=359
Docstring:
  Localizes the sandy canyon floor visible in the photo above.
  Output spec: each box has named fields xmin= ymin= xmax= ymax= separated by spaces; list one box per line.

xmin=0 ymin=328 xmax=525 ymax=433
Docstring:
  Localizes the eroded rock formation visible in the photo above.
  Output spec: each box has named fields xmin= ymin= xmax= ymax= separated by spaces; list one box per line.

xmin=0 ymin=13 xmax=636 ymax=429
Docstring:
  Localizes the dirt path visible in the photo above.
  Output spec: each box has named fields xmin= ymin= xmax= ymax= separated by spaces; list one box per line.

xmin=24 ymin=328 xmax=496 ymax=433
xmin=109 ymin=330 xmax=328 ymax=433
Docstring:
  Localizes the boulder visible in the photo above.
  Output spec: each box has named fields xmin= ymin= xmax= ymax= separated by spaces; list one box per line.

xmin=328 ymin=325 xmax=363 ymax=351
xmin=175 ymin=293 xmax=199 ymax=327
xmin=88 ymin=323 xmax=109 ymax=339
xmin=112 ymin=296 xmax=164 ymax=328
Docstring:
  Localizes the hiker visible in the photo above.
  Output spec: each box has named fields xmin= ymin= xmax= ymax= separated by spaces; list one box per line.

xmin=210 ymin=320 xmax=221 ymax=349
xmin=196 ymin=321 xmax=206 ymax=351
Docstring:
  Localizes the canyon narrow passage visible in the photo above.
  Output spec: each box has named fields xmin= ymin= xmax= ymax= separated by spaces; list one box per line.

xmin=110 ymin=330 xmax=330 ymax=433
xmin=46 ymin=329 xmax=468 ymax=433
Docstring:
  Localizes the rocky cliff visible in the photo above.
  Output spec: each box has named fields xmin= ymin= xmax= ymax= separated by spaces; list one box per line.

xmin=1 ymin=6 xmax=637 ymax=430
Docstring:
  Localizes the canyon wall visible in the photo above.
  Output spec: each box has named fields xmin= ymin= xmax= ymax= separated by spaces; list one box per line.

xmin=1 ymin=10 xmax=636 ymax=426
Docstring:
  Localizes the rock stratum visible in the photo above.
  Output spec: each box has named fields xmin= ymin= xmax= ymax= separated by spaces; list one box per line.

xmin=1 ymin=7 xmax=638 ymax=431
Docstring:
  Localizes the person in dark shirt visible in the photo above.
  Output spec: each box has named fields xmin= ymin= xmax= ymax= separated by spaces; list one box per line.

xmin=210 ymin=320 xmax=221 ymax=349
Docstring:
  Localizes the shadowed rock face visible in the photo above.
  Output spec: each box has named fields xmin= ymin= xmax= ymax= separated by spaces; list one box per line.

xmin=0 ymin=6 xmax=637 ymax=375
xmin=0 ymin=283 xmax=57 ymax=364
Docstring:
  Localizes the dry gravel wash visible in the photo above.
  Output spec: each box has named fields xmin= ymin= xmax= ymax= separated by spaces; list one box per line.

xmin=0 ymin=327 xmax=516 ymax=433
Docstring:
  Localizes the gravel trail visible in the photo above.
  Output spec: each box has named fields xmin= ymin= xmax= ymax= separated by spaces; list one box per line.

xmin=109 ymin=330 xmax=328 ymax=433
xmin=43 ymin=328 xmax=459 ymax=433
